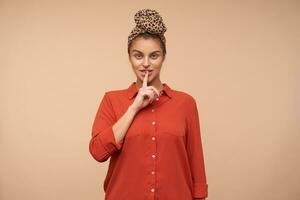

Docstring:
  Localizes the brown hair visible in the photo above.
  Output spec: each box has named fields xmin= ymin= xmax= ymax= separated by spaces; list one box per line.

xmin=127 ymin=32 xmax=167 ymax=57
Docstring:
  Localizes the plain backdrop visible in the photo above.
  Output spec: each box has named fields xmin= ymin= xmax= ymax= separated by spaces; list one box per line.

xmin=0 ymin=0 xmax=299 ymax=200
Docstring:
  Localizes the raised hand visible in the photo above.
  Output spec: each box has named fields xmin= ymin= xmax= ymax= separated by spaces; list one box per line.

xmin=131 ymin=71 xmax=160 ymax=112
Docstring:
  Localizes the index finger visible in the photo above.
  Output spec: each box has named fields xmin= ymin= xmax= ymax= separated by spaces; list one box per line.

xmin=142 ymin=71 xmax=148 ymax=88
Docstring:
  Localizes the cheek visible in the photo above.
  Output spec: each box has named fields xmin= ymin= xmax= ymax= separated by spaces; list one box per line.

xmin=130 ymin=59 xmax=142 ymax=68
xmin=152 ymin=59 xmax=163 ymax=68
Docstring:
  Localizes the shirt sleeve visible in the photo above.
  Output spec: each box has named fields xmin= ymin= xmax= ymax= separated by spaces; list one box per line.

xmin=89 ymin=92 xmax=124 ymax=162
xmin=186 ymin=97 xmax=208 ymax=198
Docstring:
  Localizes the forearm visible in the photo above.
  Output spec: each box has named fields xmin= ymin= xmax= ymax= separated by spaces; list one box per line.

xmin=112 ymin=105 xmax=138 ymax=143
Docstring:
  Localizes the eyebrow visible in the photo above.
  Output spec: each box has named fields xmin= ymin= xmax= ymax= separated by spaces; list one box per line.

xmin=132 ymin=49 xmax=161 ymax=54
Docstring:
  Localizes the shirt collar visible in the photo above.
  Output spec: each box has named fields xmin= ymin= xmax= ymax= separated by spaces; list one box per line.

xmin=127 ymin=81 xmax=173 ymax=100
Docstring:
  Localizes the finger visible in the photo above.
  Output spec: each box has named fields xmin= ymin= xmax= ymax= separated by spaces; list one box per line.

xmin=142 ymin=71 xmax=148 ymax=88
xmin=147 ymin=86 xmax=160 ymax=97
xmin=145 ymin=86 xmax=160 ymax=97
xmin=144 ymin=87 xmax=158 ymax=99
xmin=142 ymin=90 xmax=151 ymax=99
xmin=143 ymin=90 xmax=155 ymax=99
xmin=143 ymin=91 xmax=155 ymax=103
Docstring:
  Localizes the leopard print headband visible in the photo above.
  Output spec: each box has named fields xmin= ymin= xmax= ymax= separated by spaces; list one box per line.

xmin=128 ymin=9 xmax=167 ymax=46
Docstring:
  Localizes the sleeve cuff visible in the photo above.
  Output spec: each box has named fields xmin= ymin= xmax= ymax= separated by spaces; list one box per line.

xmin=193 ymin=183 xmax=208 ymax=198
xmin=98 ymin=126 xmax=124 ymax=154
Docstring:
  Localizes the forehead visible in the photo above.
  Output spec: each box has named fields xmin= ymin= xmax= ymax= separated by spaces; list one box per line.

xmin=131 ymin=37 xmax=162 ymax=53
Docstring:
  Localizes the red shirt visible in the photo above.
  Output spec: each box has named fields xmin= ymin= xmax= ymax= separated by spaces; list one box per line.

xmin=89 ymin=81 xmax=208 ymax=200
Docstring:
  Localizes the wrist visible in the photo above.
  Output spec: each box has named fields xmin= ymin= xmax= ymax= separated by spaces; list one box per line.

xmin=128 ymin=104 xmax=139 ymax=114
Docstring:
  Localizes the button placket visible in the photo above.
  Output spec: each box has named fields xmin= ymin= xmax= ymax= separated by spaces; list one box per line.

xmin=149 ymin=105 xmax=157 ymax=194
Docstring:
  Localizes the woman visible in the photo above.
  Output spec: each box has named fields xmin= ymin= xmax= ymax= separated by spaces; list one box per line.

xmin=89 ymin=9 xmax=208 ymax=200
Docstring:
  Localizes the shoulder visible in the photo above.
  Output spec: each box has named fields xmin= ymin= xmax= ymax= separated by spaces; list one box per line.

xmin=105 ymin=88 xmax=127 ymax=96
xmin=171 ymin=88 xmax=197 ymax=105
xmin=171 ymin=89 xmax=199 ymax=115
xmin=102 ymin=86 xmax=130 ymax=101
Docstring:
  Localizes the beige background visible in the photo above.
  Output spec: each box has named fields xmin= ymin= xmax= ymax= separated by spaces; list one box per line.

xmin=0 ymin=0 xmax=299 ymax=200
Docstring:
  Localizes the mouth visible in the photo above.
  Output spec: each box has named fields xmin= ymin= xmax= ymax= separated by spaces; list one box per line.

xmin=139 ymin=70 xmax=153 ymax=76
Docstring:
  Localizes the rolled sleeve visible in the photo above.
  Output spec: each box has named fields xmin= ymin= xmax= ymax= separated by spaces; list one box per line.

xmin=193 ymin=182 xmax=208 ymax=198
xmin=89 ymin=92 xmax=124 ymax=162
xmin=186 ymin=97 xmax=208 ymax=198
xmin=98 ymin=125 xmax=124 ymax=154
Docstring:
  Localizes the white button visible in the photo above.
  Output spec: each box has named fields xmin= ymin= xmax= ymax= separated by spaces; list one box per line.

xmin=152 ymin=136 xmax=155 ymax=140
xmin=151 ymin=188 xmax=155 ymax=192
xmin=151 ymin=171 xmax=155 ymax=175
xmin=152 ymin=154 xmax=156 ymax=158
xmin=152 ymin=121 xmax=156 ymax=125
xmin=152 ymin=109 xmax=155 ymax=112
xmin=156 ymin=98 xmax=159 ymax=101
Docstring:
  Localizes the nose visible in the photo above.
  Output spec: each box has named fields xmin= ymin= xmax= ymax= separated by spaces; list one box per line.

xmin=142 ymin=57 xmax=150 ymax=67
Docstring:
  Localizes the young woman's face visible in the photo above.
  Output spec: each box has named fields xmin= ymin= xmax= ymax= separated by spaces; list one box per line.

xmin=129 ymin=36 xmax=165 ymax=85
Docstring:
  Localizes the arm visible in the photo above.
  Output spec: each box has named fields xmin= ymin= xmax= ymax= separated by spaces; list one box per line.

xmin=112 ymin=104 xmax=138 ymax=143
xmin=89 ymin=92 xmax=138 ymax=162
xmin=186 ymin=97 xmax=208 ymax=199
xmin=89 ymin=71 xmax=159 ymax=163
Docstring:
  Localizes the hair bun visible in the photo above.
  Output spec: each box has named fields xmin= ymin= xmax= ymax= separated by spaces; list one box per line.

xmin=128 ymin=9 xmax=167 ymax=46
xmin=134 ymin=9 xmax=167 ymax=35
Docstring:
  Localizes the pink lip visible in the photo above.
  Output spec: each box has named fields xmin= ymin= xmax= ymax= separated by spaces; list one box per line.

xmin=139 ymin=70 xmax=153 ymax=72
xmin=140 ymin=70 xmax=153 ymax=76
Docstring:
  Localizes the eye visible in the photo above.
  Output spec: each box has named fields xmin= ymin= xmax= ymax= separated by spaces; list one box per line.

xmin=134 ymin=54 xmax=142 ymax=59
xmin=151 ymin=54 xmax=159 ymax=59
